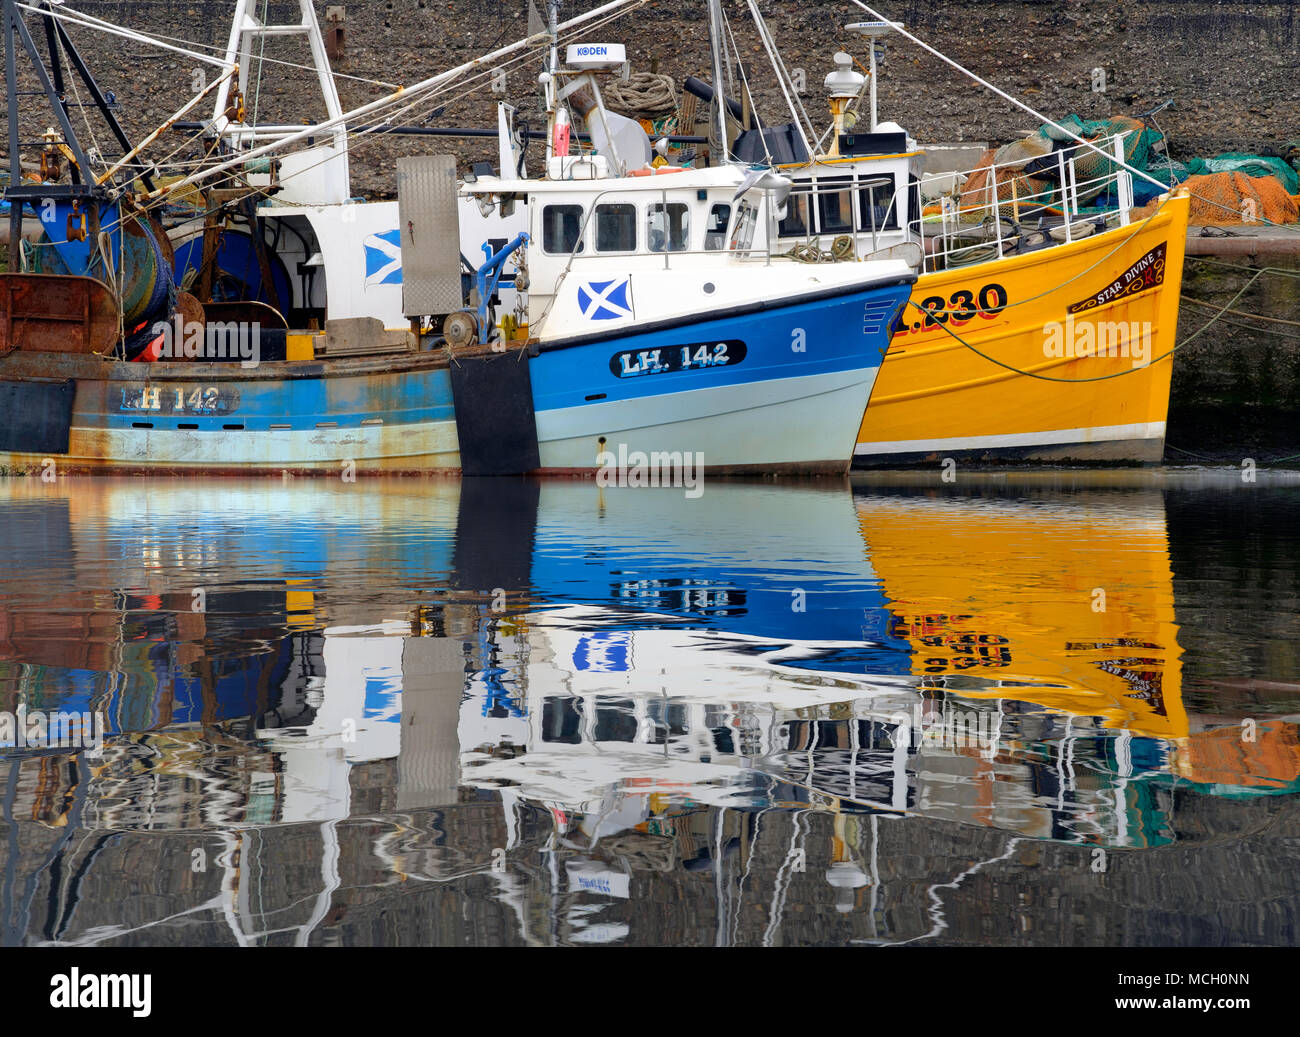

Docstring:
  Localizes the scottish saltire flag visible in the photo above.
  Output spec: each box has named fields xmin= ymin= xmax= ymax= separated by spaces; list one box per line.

xmin=577 ymin=277 xmax=633 ymax=321
xmin=363 ymin=228 xmax=403 ymax=287
xmin=572 ymin=632 xmax=632 ymax=673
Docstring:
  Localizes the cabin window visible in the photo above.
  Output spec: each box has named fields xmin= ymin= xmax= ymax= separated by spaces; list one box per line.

xmin=778 ymin=187 xmax=813 ymax=237
xmin=595 ymin=203 xmax=637 ymax=252
xmin=730 ymin=200 xmax=758 ymax=253
xmin=542 ymin=204 xmax=585 ymax=255
xmin=647 ymin=202 xmax=691 ymax=252
xmin=859 ymin=175 xmax=900 ymax=231
xmin=816 ymin=177 xmax=854 ymax=234
xmin=704 ymin=203 xmax=732 ymax=250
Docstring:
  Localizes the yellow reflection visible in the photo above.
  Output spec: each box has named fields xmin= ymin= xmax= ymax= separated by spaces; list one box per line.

xmin=859 ymin=490 xmax=1185 ymax=739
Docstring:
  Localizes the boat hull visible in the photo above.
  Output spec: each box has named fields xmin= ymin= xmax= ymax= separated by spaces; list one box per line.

xmin=531 ymin=284 xmax=912 ymax=475
xmin=856 ymin=193 xmax=1190 ymax=466
xmin=0 ymin=352 xmax=461 ymax=474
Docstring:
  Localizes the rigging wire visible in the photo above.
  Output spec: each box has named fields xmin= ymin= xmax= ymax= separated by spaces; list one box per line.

xmin=843 ymin=0 xmax=1300 ymax=237
xmin=15 ymin=0 xmax=403 ymax=88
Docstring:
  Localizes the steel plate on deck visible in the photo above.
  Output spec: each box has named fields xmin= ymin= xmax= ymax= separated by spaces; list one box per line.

xmin=0 ymin=273 xmax=120 ymax=354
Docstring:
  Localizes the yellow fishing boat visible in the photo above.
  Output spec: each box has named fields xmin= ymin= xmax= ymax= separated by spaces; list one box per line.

xmin=739 ymin=16 xmax=1191 ymax=464
xmin=862 ymin=192 xmax=1190 ymax=464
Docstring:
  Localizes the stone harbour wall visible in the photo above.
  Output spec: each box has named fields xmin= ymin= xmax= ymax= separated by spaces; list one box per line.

xmin=45 ymin=0 xmax=1300 ymax=197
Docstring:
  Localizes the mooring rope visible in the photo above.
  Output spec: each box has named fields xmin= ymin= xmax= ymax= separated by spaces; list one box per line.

xmin=906 ymin=261 xmax=1274 ymax=383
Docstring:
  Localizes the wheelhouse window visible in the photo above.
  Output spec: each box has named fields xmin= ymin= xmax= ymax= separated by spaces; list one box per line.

xmin=704 ymin=203 xmax=732 ymax=250
xmin=647 ymin=202 xmax=690 ymax=252
xmin=859 ymin=175 xmax=900 ymax=231
xmin=542 ymin=204 xmax=585 ymax=255
xmin=595 ymin=203 xmax=637 ymax=252
xmin=778 ymin=187 xmax=813 ymax=237
xmin=816 ymin=177 xmax=854 ymax=235
xmin=729 ymin=200 xmax=758 ymax=253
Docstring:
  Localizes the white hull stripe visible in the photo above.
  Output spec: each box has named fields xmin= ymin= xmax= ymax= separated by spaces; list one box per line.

xmin=856 ymin=421 xmax=1168 ymax=456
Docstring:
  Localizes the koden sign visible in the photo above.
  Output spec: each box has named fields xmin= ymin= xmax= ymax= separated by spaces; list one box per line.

xmin=566 ymin=43 xmax=627 ymax=68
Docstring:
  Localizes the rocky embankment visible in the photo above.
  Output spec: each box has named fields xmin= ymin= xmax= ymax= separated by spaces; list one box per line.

xmin=16 ymin=0 xmax=1298 ymax=196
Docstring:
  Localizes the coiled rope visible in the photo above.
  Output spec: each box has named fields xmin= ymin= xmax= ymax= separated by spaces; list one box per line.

xmin=782 ymin=235 xmax=856 ymax=263
xmin=602 ymin=72 xmax=678 ymax=121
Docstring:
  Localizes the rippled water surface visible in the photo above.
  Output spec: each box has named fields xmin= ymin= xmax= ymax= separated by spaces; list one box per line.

xmin=1 ymin=471 xmax=1297 ymax=946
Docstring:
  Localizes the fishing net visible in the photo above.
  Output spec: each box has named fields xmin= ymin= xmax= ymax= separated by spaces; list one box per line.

xmin=1055 ymin=116 xmax=1164 ymax=203
xmin=1184 ymin=153 xmax=1300 ymax=195
xmin=958 ymin=113 xmax=1300 ymax=223
xmin=958 ymin=140 xmax=1057 ymax=218
xmin=1133 ymin=171 xmax=1299 ymax=225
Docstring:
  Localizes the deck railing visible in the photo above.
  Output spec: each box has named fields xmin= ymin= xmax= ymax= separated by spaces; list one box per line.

xmin=913 ymin=132 xmax=1138 ymax=273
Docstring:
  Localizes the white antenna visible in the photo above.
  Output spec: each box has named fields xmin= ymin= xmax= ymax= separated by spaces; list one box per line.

xmin=846 ymin=20 xmax=900 ymax=132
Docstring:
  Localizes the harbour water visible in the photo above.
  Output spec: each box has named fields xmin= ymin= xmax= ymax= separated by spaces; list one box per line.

xmin=0 ymin=470 xmax=1297 ymax=947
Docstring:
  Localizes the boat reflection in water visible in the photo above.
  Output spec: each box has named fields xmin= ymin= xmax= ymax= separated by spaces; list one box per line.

xmin=1 ymin=476 xmax=1297 ymax=945
xmin=464 ymin=482 xmax=1294 ymax=855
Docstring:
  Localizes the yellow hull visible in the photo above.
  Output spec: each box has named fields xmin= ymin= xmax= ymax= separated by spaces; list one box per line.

xmin=858 ymin=193 xmax=1191 ymax=464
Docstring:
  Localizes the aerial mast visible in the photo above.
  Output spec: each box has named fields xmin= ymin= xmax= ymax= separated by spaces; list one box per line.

xmin=706 ymin=0 xmax=729 ymax=164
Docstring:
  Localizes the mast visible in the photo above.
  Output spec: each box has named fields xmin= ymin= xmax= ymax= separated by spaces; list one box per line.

xmin=6 ymin=0 xmax=21 ymax=258
xmin=545 ymin=0 xmax=561 ymax=162
xmin=144 ymin=0 xmax=644 ymax=203
xmin=706 ymin=0 xmax=729 ymax=165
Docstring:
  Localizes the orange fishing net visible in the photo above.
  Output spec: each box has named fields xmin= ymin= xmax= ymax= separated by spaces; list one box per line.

xmin=959 ymin=147 xmax=1057 ymax=218
xmin=1134 ymin=171 xmax=1300 ymax=225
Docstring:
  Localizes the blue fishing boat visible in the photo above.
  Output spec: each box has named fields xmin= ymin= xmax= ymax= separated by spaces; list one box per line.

xmin=448 ymin=3 xmax=914 ymax=475
xmin=1 ymin=0 xmax=911 ymax=476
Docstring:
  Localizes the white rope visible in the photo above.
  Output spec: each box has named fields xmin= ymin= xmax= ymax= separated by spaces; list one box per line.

xmin=746 ymin=0 xmax=813 ymax=158
xmin=14 ymin=1 xmax=231 ymax=68
xmin=721 ymin=2 xmax=771 ymax=164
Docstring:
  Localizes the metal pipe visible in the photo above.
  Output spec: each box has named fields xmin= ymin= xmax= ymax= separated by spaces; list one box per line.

xmin=6 ymin=0 xmax=22 ymax=260
xmin=169 ymin=121 xmax=710 ymax=145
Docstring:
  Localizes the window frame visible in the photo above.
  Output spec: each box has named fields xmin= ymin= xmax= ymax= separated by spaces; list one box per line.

xmin=815 ymin=175 xmax=856 ymax=236
xmin=704 ymin=202 xmax=733 ymax=251
xmin=646 ymin=201 xmax=692 ymax=253
xmin=594 ymin=201 xmax=638 ymax=254
xmin=858 ymin=174 xmax=901 ymax=232
xmin=541 ymin=203 xmax=587 ymax=256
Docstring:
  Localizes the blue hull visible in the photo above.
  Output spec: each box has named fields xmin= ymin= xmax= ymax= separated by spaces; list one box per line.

xmin=528 ymin=282 xmax=911 ymax=473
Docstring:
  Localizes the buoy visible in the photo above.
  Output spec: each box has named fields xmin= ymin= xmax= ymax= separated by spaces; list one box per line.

xmin=630 ymin=166 xmax=683 ymax=177
xmin=553 ymin=108 xmax=571 ymax=157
